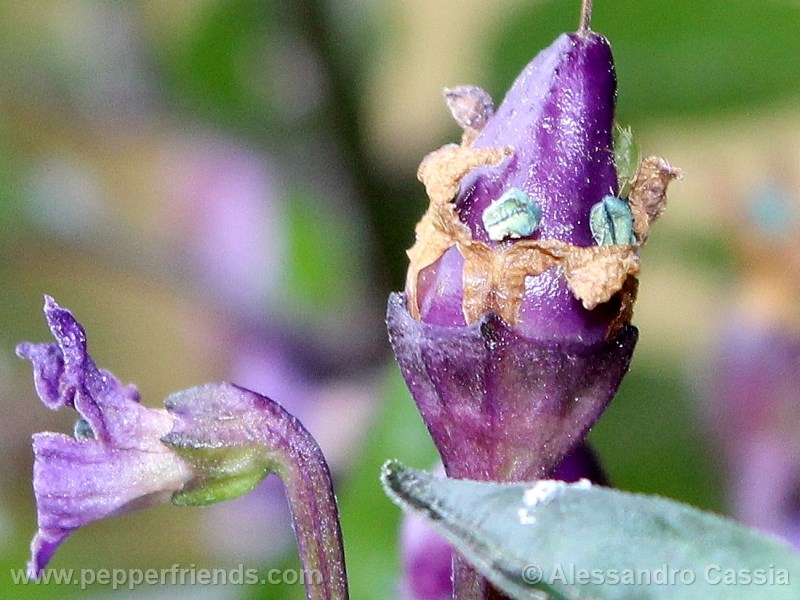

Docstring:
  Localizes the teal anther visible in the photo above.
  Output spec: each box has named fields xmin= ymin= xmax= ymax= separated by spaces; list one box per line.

xmin=73 ymin=418 xmax=95 ymax=440
xmin=590 ymin=195 xmax=636 ymax=245
xmin=482 ymin=187 xmax=542 ymax=241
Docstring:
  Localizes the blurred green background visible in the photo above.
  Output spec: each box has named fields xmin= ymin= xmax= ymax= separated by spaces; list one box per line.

xmin=2 ymin=0 xmax=800 ymax=598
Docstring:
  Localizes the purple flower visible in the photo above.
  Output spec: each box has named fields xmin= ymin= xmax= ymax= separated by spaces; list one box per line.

xmin=161 ymin=137 xmax=286 ymax=320
xmin=390 ymin=29 xmax=679 ymax=484
xmin=703 ymin=322 xmax=800 ymax=550
xmin=16 ymin=296 xmax=194 ymax=579
xmin=400 ymin=502 xmax=452 ymax=600
xmin=698 ymin=179 xmax=800 ymax=551
xmin=18 ymin=298 xmax=349 ymax=599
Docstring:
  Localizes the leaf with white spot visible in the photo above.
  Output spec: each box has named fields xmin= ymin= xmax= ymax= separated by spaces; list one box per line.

xmin=381 ymin=461 xmax=800 ymax=600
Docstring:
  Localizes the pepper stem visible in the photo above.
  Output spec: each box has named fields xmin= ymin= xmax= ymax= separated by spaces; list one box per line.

xmin=579 ymin=0 xmax=593 ymax=34
xmin=163 ymin=383 xmax=349 ymax=600
xmin=453 ymin=555 xmax=511 ymax=600
xmin=279 ymin=439 xmax=350 ymax=600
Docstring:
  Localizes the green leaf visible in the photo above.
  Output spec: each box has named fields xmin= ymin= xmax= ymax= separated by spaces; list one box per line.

xmin=489 ymin=0 xmax=800 ymax=122
xmin=154 ymin=0 xmax=279 ymax=131
xmin=381 ymin=461 xmax=800 ymax=600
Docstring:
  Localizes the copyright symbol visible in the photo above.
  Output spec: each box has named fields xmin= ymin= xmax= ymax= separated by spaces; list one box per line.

xmin=522 ymin=564 xmax=542 ymax=584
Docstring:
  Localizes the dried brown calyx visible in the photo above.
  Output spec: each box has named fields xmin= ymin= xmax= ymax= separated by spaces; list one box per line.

xmin=405 ymin=136 xmax=681 ymax=335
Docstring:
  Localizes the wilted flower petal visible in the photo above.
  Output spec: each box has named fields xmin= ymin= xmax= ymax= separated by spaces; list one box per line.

xmin=19 ymin=299 xmax=350 ymax=600
xmin=16 ymin=297 xmax=194 ymax=579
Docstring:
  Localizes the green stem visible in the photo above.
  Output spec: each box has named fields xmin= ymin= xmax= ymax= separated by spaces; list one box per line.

xmin=579 ymin=0 xmax=593 ymax=33
xmin=292 ymin=0 xmax=417 ymax=289
xmin=164 ymin=383 xmax=349 ymax=600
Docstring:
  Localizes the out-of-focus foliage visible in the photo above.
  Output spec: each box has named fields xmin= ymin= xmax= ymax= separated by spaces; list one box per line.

xmin=490 ymin=0 xmax=800 ymax=123
xmin=2 ymin=1 xmax=800 ymax=599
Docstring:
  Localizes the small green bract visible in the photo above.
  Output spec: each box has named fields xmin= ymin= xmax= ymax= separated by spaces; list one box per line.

xmin=482 ymin=187 xmax=542 ymax=241
xmin=613 ymin=124 xmax=638 ymax=198
xmin=590 ymin=195 xmax=636 ymax=245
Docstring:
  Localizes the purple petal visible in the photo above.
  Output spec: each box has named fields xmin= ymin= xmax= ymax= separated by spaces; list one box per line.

xmin=730 ymin=433 xmax=800 ymax=551
xmin=705 ymin=324 xmax=800 ymax=444
xmin=28 ymin=532 xmax=63 ymax=581
xmin=162 ymin=139 xmax=285 ymax=318
xmin=17 ymin=296 xmax=141 ymax=443
xmin=552 ymin=442 xmax=608 ymax=485
xmin=703 ymin=322 xmax=800 ymax=551
xmin=387 ymin=293 xmax=636 ymax=481
xmin=416 ymin=246 xmax=466 ymax=327
xmin=514 ymin=267 xmax=623 ymax=341
xmin=14 ymin=342 xmax=64 ymax=410
xmin=30 ymin=427 xmax=192 ymax=578
xmin=18 ymin=297 xmax=194 ymax=578
xmin=400 ymin=510 xmax=453 ymax=600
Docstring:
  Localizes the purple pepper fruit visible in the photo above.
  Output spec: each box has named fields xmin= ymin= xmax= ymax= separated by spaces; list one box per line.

xmin=390 ymin=28 xmax=679 ymax=483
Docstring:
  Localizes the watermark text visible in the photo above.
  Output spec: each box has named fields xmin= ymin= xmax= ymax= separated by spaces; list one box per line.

xmin=521 ymin=563 xmax=791 ymax=587
xmin=10 ymin=564 xmax=322 ymax=590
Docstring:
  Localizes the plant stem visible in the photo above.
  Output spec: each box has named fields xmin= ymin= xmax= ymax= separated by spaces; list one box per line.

xmin=256 ymin=399 xmax=350 ymax=600
xmin=165 ymin=384 xmax=350 ymax=600
xmin=452 ymin=555 xmax=511 ymax=600
xmin=278 ymin=441 xmax=349 ymax=600
xmin=579 ymin=0 xmax=593 ymax=33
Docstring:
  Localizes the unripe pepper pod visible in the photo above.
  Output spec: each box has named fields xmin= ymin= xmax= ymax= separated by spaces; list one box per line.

xmin=389 ymin=27 xmax=680 ymax=482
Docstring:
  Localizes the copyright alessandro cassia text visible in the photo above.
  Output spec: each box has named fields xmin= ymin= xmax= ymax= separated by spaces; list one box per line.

xmin=520 ymin=563 xmax=791 ymax=587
